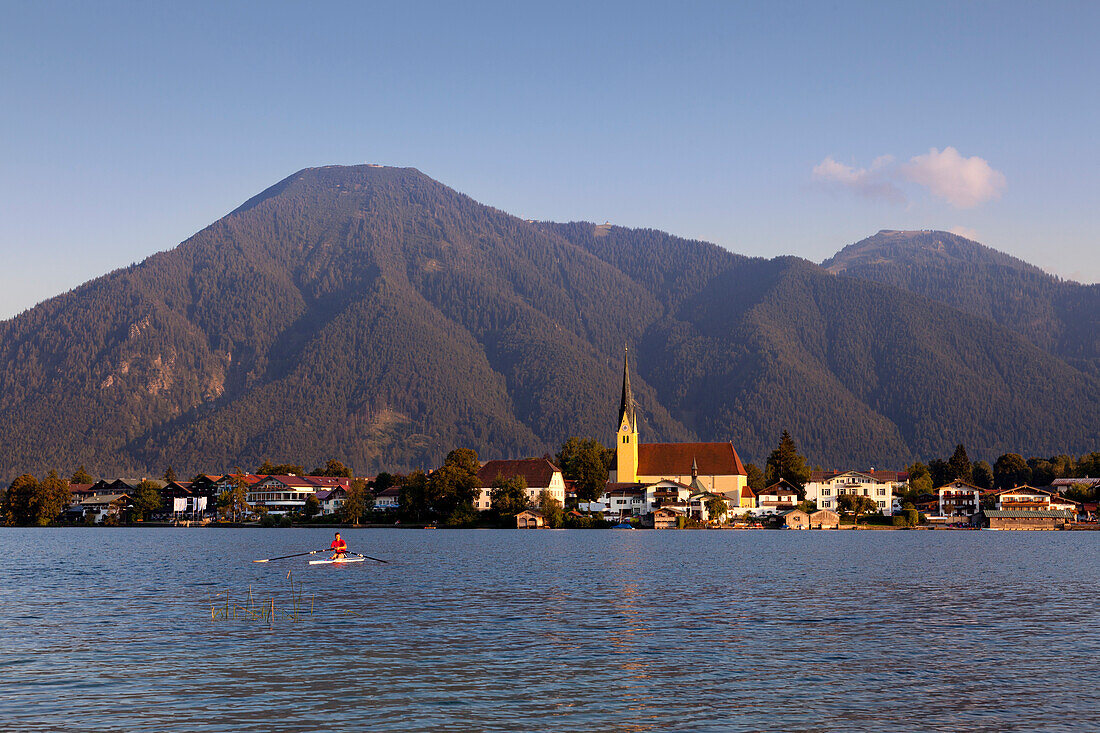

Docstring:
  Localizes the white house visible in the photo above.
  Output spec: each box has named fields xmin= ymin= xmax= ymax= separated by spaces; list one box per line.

xmin=754 ymin=479 xmax=800 ymax=515
xmin=803 ymin=470 xmax=902 ymax=514
xmin=77 ymin=494 xmax=132 ymax=523
xmin=475 ymin=458 xmax=566 ymax=511
xmin=315 ymin=488 xmax=346 ymax=516
xmin=246 ymin=475 xmax=318 ymax=515
xmin=936 ymin=480 xmax=983 ymax=518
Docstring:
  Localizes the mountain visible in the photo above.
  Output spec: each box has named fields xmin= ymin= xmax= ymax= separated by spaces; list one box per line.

xmin=1 ymin=167 xmax=1097 ymax=481
xmin=822 ymin=230 xmax=1100 ymax=375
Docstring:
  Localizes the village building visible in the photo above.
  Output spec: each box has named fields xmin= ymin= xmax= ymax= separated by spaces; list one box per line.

xmin=68 ymin=483 xmax=96 ymax=502
xmin=593 ymin=483 xmax=646 ymax=521
xmin=646 ymin=507 xmax=679 ymax=529
xmin=315 ymin=487 xmax=347 ymax=516
xmin=810 ymin=509 xmax=840 ymax=529
xmin=516 ymin=509 xmax=545 ymax=528
xmin=992 ymin=485 xmax=1057 ymax=511
xmin=246 ymin=475 xmax=319 ymax=515
xmin=936 ymin=480 xmax=983 ymax=519
xmin=780 ymin=508 xmax=809 ymax=529
xmin=373 ymin=485 xmax=401 ymax=512
xmin=608 ymin=349 xmax=748 ymax=496
xmin=803 ymin=470 xmax=902 ymax=514
xmin=976 ymin=509 xmax=1073 ymax=530
xmin=77 ymin=493 xmax=132 ymax=523
xmin=475 ymin=457 xmax=566 ymax=512
xmin=755 ymin=479 xmax=800 ymax=515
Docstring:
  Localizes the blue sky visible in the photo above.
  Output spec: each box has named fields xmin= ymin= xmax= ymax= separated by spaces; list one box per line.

xmin=2 ymin=1 xmax=1098 ymax=319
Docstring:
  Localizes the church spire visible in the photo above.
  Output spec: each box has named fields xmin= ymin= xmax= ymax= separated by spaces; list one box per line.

xmin=619 ymin=345 xmax=635 ymax=430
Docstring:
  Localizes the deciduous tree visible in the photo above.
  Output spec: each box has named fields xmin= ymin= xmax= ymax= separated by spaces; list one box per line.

xmin=130 ymin=480 xmax=163 ymax=522
xmin=303 ymin=494 xmax=320 ymax=519
xmin=993 ymin=453 xmax=1031 ymax=490
xmin=490 ymin=476 xmax=529 ymax=518
xmin=836 ymin=494 xmax=877 ymax=526
xmin=744 ymin=463 xmax=766 ymax=493
xmin=538 ymin=489 xmax=564 ymax=528
xmin=341 ymin=479 xmax=370 ymax=525
xmin=972 ymin=460 xmax=994 ymax=490
xmin=556 ymin=437 xmax=611 ymax=504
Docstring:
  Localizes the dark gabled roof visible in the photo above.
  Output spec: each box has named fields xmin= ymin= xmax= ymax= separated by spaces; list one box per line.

xmin=477 ymin=458 xmax=561 ymax=489
xmin=760 ymin=480 xmax=799 ymax=496
xmin=636 ymin=442 xmax=747 ymax=476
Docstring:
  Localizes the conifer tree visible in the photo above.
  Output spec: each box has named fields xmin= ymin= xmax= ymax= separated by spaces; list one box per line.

xmin=948 ymin=445 xmax=972 ymax=482
xmin=765 ymin=431 xmax=811 ymax=492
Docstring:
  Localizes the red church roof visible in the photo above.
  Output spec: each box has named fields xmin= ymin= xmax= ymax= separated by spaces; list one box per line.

xmin=636 ymin=442 xmax=747 ymax=477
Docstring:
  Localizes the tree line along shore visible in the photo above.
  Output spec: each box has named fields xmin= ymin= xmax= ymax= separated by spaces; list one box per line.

xmin=3 ymin=434 xmax=1099 ymax=529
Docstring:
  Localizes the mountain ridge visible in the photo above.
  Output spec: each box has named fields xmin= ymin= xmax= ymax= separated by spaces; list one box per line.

xmin=0 ymin=166 xmax=1096 ymax=481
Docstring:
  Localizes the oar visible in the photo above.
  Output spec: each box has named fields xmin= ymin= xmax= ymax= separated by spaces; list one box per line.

xmin=252 ymin=549 xmax=329 ymax=563
xmin=347 ymin=551 xmax=389 ymax=564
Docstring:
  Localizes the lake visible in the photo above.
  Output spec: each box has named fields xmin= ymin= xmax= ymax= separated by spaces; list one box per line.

xmin=1 ymin=528 xmax=1097 ymax=732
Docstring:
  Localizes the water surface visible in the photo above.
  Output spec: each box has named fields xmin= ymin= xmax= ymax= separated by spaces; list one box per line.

xmin=1 ymin=528 xmax=1097 ymax=731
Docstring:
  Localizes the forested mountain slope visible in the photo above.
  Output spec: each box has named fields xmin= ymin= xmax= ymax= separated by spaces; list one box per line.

xmin=0 ymin=167 xmax=1097 ymax=480
xmin=823 ymin=230 xmax=1100 ymax=374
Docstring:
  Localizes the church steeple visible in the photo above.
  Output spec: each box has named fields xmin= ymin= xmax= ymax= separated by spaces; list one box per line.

xmin=614 ymin=346 xmax=640 ymax=483
xmin=618 ymin=345 xmax=636 ymax=432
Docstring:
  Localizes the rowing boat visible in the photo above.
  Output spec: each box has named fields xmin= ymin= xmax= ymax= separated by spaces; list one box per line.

xmin=308 ymin=557 xmax=366 ymax=565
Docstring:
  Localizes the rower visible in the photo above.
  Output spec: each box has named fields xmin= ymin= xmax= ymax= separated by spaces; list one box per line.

xmin=330 ymin=532 xmax=347 ymax=560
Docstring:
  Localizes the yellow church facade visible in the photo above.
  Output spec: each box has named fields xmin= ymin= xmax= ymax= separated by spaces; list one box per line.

xmin=609 ymin=350 xmax=751 ymax=507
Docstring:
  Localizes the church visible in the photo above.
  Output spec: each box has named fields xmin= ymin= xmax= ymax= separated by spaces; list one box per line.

xmin=608 ymin=349 xmax=749 ymax=499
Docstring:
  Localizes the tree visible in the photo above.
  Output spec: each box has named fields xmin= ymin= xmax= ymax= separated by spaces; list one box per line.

xmin=32 ymin=470 xmax=71 ymax=526
xmin=972 ymin=460 xmax=994 ymax=490
xmin=993 ymin=453 xmax=1031 ymax=490
xmin=71 ymin=466 xmax=94 ymax=484
xmin=131 ymin=480 xmax=163 ymax=521
xmin=303 ymin=494 xmax=320 ymax=520
xmin=315 ymin=459 xmax=353 ymax=478
xmin=947 ymin=445 xmax=972 ymax=483
xmin=765 ymin=431 xmax=811 ymax=493
xmin=928 ymin=459 xmax=952 ymax=489
xmin=398 ymin=470 xmax=429 ymax=521
xmin=836 ymin=494 xmax=877 ymax=526
xmin=257 ymin=461 xmax=304 ymax=476
xmin=538 ymin=489 xmax=564 ymax=528
xmin=744 ymin=463 xmax=766 ymax=493
xmin=427 ymin=448 xmax=480 ymax=522
xmin=490 ymin=476 xmax=529 ymax=519
xmin=704 ymin=496 xmax=728 ymax=524
xmin=218 ymin=478 xmax=250 ymax=522
xmin=557 ymin=437 xmax=612 ymax=504
xmin=341 ymin=479 xmax=370 ymax=525
xmin=903 ymin=462 xmax=932 ymax=501
xmin=797 ymin=499 xmax=817 ymax=513
xmin=371 ymin=472 xmax=395 ymax=493
xmin=3 ymin=474 xmax=38 ymax=524
xmin=163 ymin=466 xmax=178 ymax=483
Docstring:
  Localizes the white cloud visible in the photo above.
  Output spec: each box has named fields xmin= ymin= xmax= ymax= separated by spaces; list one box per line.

xmin=812 ymin=155 xmax=904 ymax=203
xmin=900 ymin=147 xmax=1006 ymax=208
xmin=948 ymin=226 xmax=981 ymax=241
xmin=813 ymin=147 xmax=1006 ymax=209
